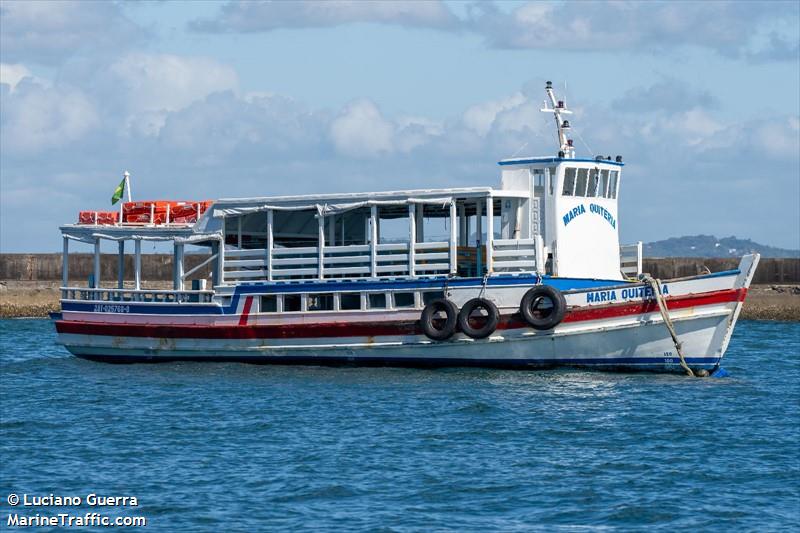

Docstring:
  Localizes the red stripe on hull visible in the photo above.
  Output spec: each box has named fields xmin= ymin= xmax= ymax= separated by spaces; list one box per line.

xmin=238 ymin=296 xmax=254 ymax=326
xmin=56 ymin=288 xmax=746 ymax=340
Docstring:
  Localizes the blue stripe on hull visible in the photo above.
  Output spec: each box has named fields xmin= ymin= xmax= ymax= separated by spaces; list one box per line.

xmin=69 ymin=351 xmax=721 ymax=373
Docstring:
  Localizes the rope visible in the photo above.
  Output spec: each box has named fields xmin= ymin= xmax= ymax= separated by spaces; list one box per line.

xmin=650 ymin=276 xmax=694 ymax=377
xmin=572 ymin=127 xmax=595 ymax=158
xmin=642 ymin=275 xmax=695 ymax=377
xmin=479 ymin=271 xmax=490 ymax=299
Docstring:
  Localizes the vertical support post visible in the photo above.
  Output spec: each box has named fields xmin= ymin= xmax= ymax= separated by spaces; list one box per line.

xmin=211 ymin=240 xmax=219 ymax=287
xmin=117 ymin=240 xmax=125 ymax=289
xmin=415 ymin=203 xmax=424 ymax=242
xmin=62 ymin=236 xmax=69 ymax=288
xmin=266 ymin=210 xmax=274 ymax=281
xmin=636 ymin=240 xmax=643 ymax=276
xmin=476 ymin=198 xmax=483 ymax=275
xmin=318 ymin=213 xmax=325 ymax=280
xmin=93 ymin=238 xmax=101 ymax=289
xmin=534 ymin=234 xmax=545 ymax=275
xmin=237 ymin=216 xmax=242 ymax=249
xmin=449 ymin=200 xmax=457 ymax=274
xmin=134 ymin=240 xmax=142 ymax=290
xmin=219 ymin=236 xmax=226 ymax=285
xmin=219 ymin=218 xmax=226 ymax=285
xmin=458 ymin=202 xmax=467 ymax=246
xmin=408 ymin=203 xmax=416 ymax=277
xmin=174 ymin=243 xmax=184 ymax=290
xmin=370 ymin=205 xmax=378 ymax=278
xmin=486 ymin=196 xmax=494 ymax=273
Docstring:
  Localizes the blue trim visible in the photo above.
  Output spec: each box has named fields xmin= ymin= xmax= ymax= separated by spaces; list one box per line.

xmin=498 ymin=157 xmax=624 ymax=167
xmin=230 ymin=275 xmax=621 ymax=295
xmin=71 ymin=351 xmax=720 ymax=371
xmin=693 ymin=269 xmax=740 ymax=280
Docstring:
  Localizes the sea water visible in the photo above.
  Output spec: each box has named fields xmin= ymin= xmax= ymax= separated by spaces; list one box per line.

xmin=1 ymin=319 xmax=798 ymax=531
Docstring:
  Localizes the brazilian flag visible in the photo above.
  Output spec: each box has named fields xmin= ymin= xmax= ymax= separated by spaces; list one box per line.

xmin=111 ymin=178 xmax=125 ymax=205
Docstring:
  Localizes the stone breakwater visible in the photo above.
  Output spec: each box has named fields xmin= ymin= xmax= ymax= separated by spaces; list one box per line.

xmin=1 ymin=280 xmax=797 ymax=321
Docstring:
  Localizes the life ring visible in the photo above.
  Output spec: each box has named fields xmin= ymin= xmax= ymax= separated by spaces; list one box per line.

xmin=420 ymin=298 xmax=459 ymax=341
xmin=520 ymin=285 xmax=566 ymax=330
xmin=458 ymin=298 xmax=500 ymax=339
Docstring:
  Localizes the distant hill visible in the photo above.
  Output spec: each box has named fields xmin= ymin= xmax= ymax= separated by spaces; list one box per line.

xmin=643 ymin=235 xmax=799 ymax=258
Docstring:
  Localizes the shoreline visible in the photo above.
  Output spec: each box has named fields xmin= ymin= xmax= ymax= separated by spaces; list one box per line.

xmin=1 ymin=282 xmax=798 ymax=321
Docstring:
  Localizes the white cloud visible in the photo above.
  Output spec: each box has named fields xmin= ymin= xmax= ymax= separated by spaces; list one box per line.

xmin=190 ymin=0 xmax=457 ymax=32
xmin=462 ymin=92 xmax=526 ymax=136
xmin=106 ymin=53 xmax=240 ymax=114
xmin=0 ymin=64 xmax=33 ymax=92
xmin=0 ymin=1 xmax=143 ymax=65
xmin=466 ymin=1 xmax=798 ymax=62
xmin=330 ymin=99 xmax=395 ymax=157
xmin=0 ymin=78 xmax=99 ymax=154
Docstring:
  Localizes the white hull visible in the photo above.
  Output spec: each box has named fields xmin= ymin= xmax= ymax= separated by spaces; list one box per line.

xmin=55 ymin=255 xmax=758 ymax=373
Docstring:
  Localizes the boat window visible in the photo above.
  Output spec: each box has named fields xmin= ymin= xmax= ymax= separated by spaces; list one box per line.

xmin=284 ymin=294 xmax=301 ymax=312
xmin=548 ymin=167 xmax=557 ymax=195
xmin=368 ymin=293 xmax=387 ymax=309
xmin=586 ymin=168 xmax=602 ymax=197
xmin=562 ymin=168 xmax=576 ymax=196
xmin=422 ymin=291 xmax=445 ymax=305
xmin=393 ymin=292 xmax=415 ymax=308
xmin=599 ymin=170 xmax=610 ymax=198
xmin=575 ymin=169 xmax=589 ymax=196
xmin=340 ymin=293 xmax=361 ymax=311
xmin=307 ymin=293 xmax=334 ymax=311
xmin=609 ymin=171 xmax=619 ymax=199
xmin=532 ymin=169 xmax=545 ymax=190
xmin=260 ymin=295 xmax=278 ymax=313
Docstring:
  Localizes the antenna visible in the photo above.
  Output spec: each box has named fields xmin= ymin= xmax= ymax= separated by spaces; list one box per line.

xmin=540 ymin=81 xmax=575 ymax=158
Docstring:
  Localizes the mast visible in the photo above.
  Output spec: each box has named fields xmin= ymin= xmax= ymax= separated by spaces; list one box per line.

xmin=540 ymin=81 xmax=575 ymax=158
xmin=123 ymin=171 xmax=132 ymax=202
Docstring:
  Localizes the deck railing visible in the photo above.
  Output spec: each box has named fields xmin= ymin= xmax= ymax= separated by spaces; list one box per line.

xmin=620 ymin=241 xmax=643 ymax=278
xmin=223 ymin=241 xmax=452 ymax=281
xmin=61 ymin=287 xmax=215 ymax=303
xmin=491 ymin=236 xmax=544 ymax=274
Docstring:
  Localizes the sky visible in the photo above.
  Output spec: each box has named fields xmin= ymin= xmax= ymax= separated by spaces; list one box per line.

xmin=1 ymin=0 xmax=799 ymax=252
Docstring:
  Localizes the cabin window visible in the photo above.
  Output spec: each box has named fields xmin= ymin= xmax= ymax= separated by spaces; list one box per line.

xmin=609 ymin=171 xmax=619 ymax=199
xmin=588 ymin=169 xmax=601 ymax=197
xmin=340 ymin=293 xmax=361 ymax=311
xmin=532 ymin=169 xmax=545 ymax=189
xmin=393 ymin=292 xmax=415 ymax=308
xmin=575 ymin=169 xmax=589 ymax=196
xmin=307 ymin=293 xmax=334 ymax=311
xmin=548 ymin=167 xmax=556 ymax=195
xmin=368 ymin=293 xmax=387 ymax=309
xmin=562 ymin=168 xmax=576 ymax=196
xmin=599 ymin=170 xmax=610 ymax=198
xmin=260 ymin=295 xmax=278 ymax=313
xmin=422 ymin=291 xmax=445 ymax=305
xmin=284 ymin=294 xmax=301 ymax=312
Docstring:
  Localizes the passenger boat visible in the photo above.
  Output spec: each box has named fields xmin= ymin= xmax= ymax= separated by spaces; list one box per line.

xmin=54 ymin=82 xmax=759 ymax=374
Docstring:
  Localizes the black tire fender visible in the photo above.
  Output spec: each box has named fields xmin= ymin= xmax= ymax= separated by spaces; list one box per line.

xmin=420 ymin=298 xmax=459 ymax=341
xmin=458 ymin=298 xmax=500 ymax=339
xmin=520 ymin=285 xmax=566 ymax=330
